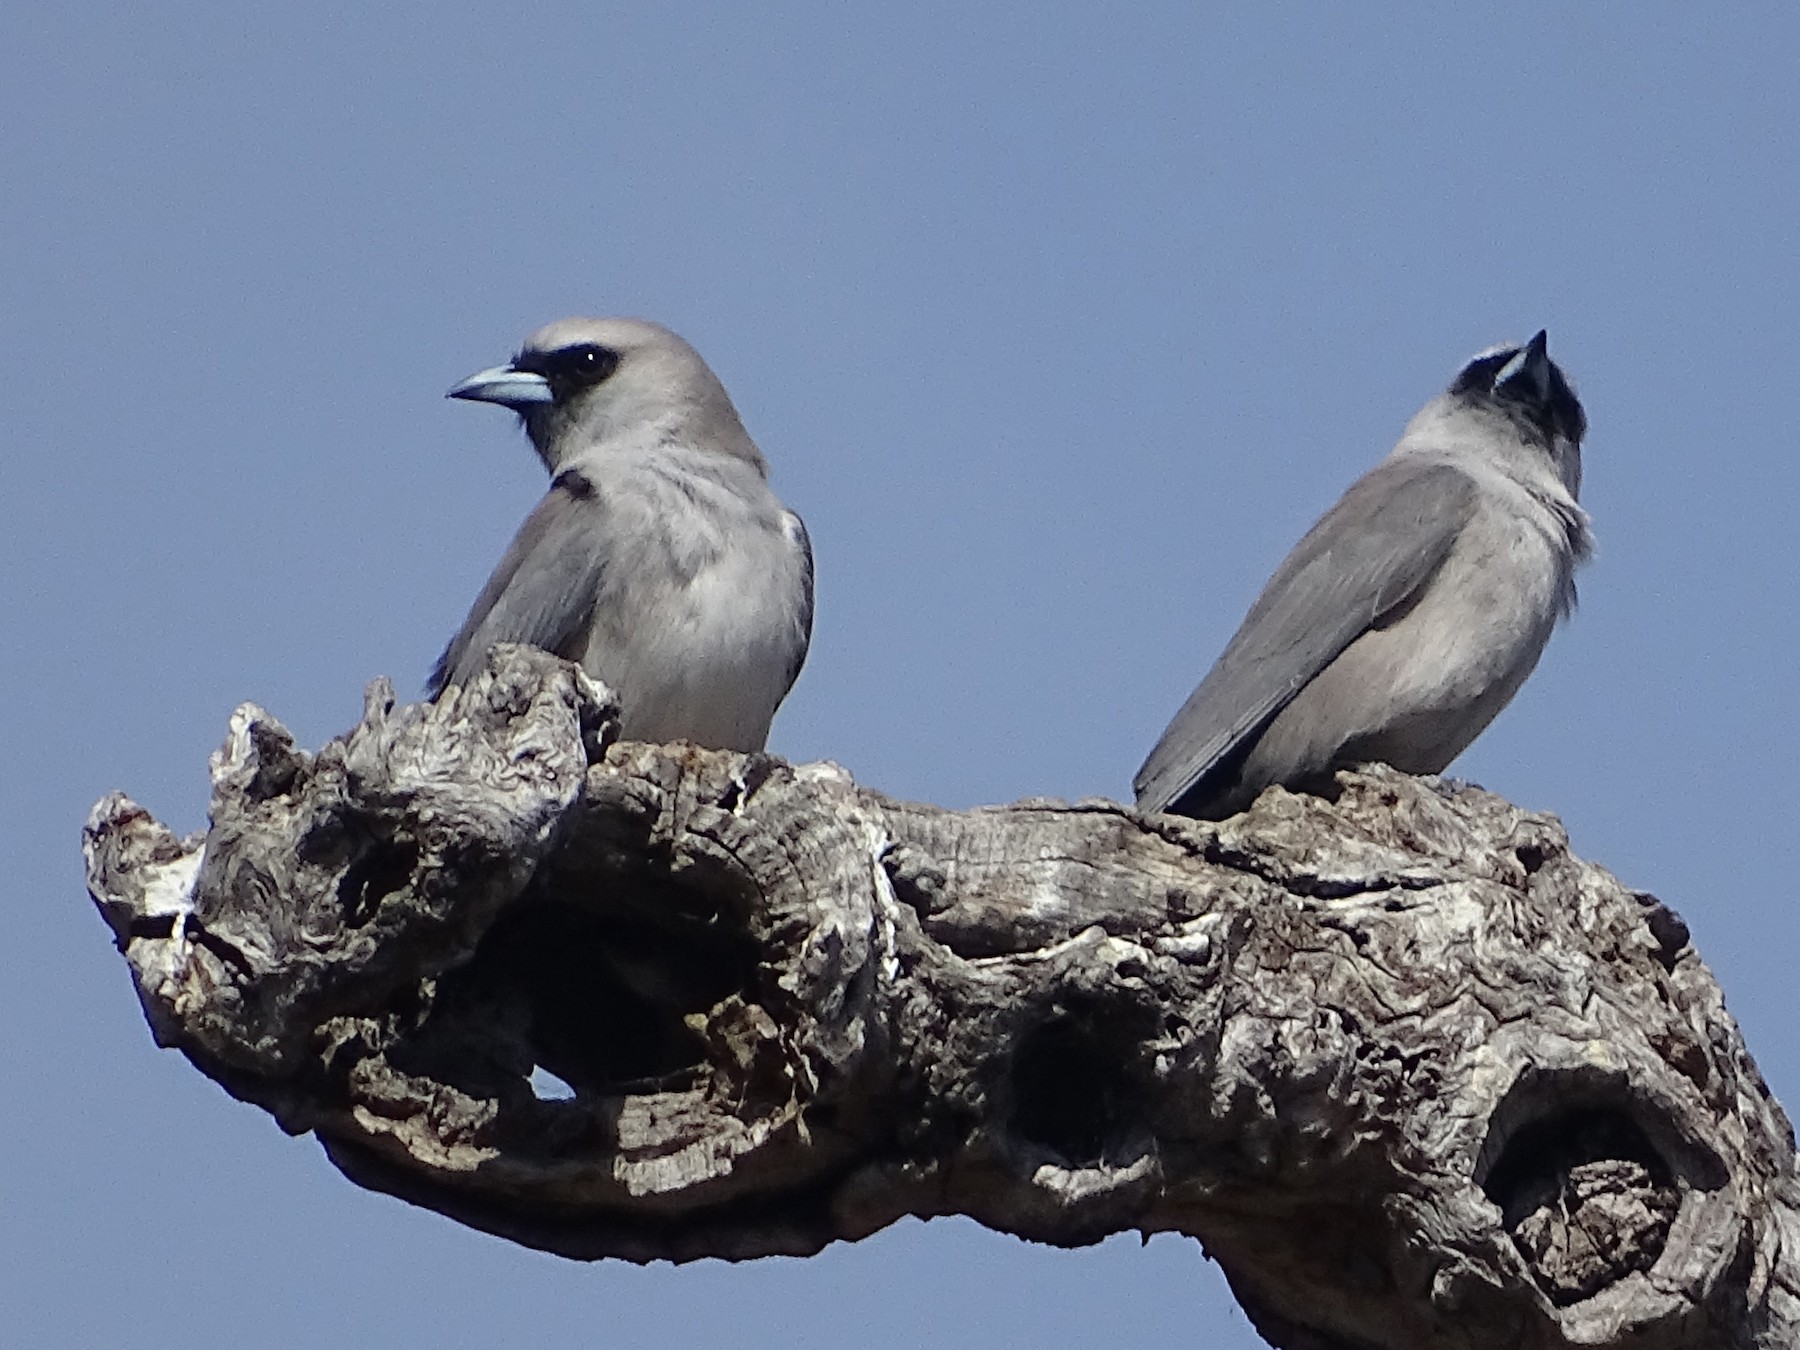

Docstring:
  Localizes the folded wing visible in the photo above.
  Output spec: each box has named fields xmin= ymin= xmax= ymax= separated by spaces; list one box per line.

xmin=1134 ymin=460 xmax=1479 ymax=814
xmin=428 ymin=469 xmax=610 ymax=697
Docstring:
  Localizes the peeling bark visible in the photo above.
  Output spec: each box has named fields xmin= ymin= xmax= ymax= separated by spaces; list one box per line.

xmin=84 ymin=645 xmax=1800 ymax=1349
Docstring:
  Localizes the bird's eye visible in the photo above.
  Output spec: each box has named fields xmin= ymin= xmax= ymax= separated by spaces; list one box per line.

xmin=533 ymin=343 xmax=620 ymax=390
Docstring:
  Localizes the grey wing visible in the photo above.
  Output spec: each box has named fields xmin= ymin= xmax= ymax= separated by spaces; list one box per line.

xmin=1133 ymin=460 xmax=1480 ymax=814
xmin=781 ymin=509 xmax=814 ymax=691
xmin=427 ymin=469 xmax=611 ymax=697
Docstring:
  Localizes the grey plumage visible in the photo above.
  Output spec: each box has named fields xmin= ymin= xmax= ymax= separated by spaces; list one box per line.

xmin=1134 ymin=330 xmax=1591 ymax=819
xmin=431 ymin=317 xmax=812 ymax=752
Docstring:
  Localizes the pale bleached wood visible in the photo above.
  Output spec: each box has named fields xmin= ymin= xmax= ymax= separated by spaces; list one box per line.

xmin=85 ymin=645 xmax=1800 ymax=1349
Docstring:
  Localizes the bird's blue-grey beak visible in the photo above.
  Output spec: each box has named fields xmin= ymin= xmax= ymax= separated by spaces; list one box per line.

xmin=446 ymin=364 xmax=555 ymax=407
xmin=1494 ymin=330 xmax=1551 ymax=401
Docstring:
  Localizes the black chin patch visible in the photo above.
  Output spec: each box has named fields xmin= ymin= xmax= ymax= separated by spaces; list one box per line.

xmin=1449 ymin=346 xmax=1586 ymax=446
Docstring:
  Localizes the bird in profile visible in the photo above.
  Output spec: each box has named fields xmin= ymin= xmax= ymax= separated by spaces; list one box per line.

xmin=1135 ymin=330 xmax=1591 ymax=819
xmin=431 ymin=317 xmax=813 ymax=753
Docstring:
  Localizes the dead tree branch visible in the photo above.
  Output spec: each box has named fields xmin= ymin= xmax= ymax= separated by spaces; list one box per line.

xmin=84 ymin=645 xmax=1800 ymax=1349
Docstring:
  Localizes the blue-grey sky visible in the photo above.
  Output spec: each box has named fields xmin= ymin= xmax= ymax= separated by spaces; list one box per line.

xmin=6 ymin=5 xmax=1797 ymax=1347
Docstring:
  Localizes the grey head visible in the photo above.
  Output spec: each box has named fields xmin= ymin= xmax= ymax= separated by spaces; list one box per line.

xmin=1133 ymin=329 xmax=1591 ymax=820
xmin=1425 ymin=329 xmax=1587 ymax=496
xmin=448 ymin=316 xmax=768 ymax=476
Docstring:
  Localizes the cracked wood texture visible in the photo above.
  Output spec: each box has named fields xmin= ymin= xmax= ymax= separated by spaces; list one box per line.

xmin=84 ymin=645 xmax=1800 ymax=1350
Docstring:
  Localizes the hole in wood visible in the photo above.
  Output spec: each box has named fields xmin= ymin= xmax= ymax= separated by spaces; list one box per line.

xmin=336 ymin=836 xmax=420 ymax=926
xmin=1483 ymin=1105 xmax=1672 ymax=1227
xmin=1475 ymin=1070 xmax=1721 ymax=1306
xmin=1007 ymin=1000 xmax=1149 ymax=1168
xmin=387 ymin=879 xmax=760 ymax=1104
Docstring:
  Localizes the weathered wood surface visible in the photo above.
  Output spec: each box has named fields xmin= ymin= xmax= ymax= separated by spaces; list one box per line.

xmin=84 ymin=645 xmax=1800 ymax=1349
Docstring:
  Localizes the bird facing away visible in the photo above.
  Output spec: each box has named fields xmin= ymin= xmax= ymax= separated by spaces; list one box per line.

xmin=1134 ymin=330 xmax=1591 ymax=820
xmin=430 ymin=317 xmax=813 ymax=753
